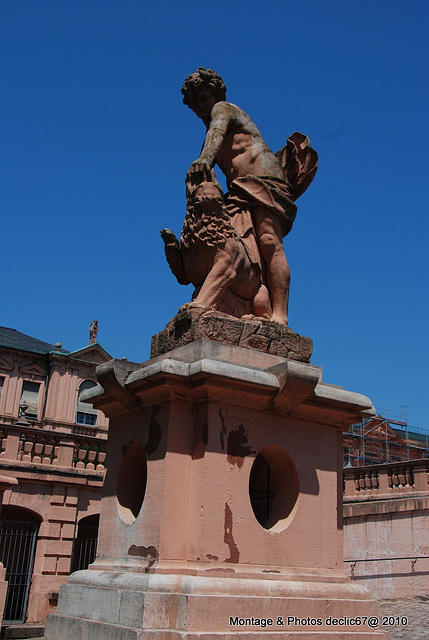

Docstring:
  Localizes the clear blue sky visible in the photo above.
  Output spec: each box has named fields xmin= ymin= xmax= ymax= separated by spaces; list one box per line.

xmin=1 ymin=1 xmax=428 ymax=430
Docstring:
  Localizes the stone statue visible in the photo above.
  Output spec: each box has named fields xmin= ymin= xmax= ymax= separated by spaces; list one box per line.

xmin=89 ymin=320 xmax=99 ymax=343
xmin=161 ymin=67 xmax=317 ymax=326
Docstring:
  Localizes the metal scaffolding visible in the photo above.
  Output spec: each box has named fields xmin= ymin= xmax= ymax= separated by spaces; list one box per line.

xmin=344 ymin=412 xmax=429 ymax=467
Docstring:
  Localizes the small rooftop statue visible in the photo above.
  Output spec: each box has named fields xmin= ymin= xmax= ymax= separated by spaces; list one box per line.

xmin=161 ymin=67 xmax=317 ymax=327
xmin=89 ymin=319 xmax=99 ymax=344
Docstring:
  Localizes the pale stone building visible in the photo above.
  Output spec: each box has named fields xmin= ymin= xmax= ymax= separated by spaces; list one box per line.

xmin=0 ymin=326 xmax=111 ymax=624
xmin=343 ymin=458 xmax=429 ymax=599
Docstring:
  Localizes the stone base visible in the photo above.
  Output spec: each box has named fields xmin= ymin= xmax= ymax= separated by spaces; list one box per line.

xmin=45 ymin=569 xmax=388 ymax=639
xmin=0 ymin=624 xmax=45 ymax=638
xmin=150 ymin=309 xmax=313 ymax=362
xmin=46 ymin=338 xmax=383 ymax=639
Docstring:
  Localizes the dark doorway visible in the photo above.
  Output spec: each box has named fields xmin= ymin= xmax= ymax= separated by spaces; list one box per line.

xmin=0 ymin=506 xmax=41 ymax=623
xmin=70 ymin=514 xmax=99 ymax=573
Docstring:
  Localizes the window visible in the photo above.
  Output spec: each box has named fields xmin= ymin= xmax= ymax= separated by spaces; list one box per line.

xmin=70 ymin=514 xmax=100 ymax=573
xmin=76 ymin=380 xmax=97 ymax=426
xmin=0 ymin=377 xmax=4 ymax=408
xmin=343 ymin=447 xmax=351 ymax=467
xmin=20 ymin=381 xmax=40 ymax=420
xmin=76 ymin=412 xmax=97 ymax=426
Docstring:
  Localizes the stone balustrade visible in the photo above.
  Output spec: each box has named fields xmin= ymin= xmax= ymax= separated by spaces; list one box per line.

xmin=344 ymin=459 xmax=429 ymax=498
xmin=0 ymin=423 xmax=106 ymax=472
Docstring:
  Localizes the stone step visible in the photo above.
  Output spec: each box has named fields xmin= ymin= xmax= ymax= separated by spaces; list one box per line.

xmin=0 ymin=625 xmax=44 ymax=639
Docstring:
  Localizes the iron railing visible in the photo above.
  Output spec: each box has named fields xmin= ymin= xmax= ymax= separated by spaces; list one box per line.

xmin=0 ymin=506 xmax=40 ymax=622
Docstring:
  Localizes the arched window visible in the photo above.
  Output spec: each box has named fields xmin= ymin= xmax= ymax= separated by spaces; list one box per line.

xmin=76 ymin=380 xmax=97 ymax=426
xmin=0 ymin=506 xmax=41 ymax=622
xmin=70 ymin=514 xmax=99 ymax=573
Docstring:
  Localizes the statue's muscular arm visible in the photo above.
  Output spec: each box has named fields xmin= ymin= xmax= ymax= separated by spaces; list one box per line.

xmin=188 ymin=102 xmax=282 ymax=186
xmin=187 ymin=102 xmax=233 ymax=185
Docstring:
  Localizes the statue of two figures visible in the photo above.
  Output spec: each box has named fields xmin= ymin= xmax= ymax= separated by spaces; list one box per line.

xmin=161 ymin=68 xmax=317 ymax=327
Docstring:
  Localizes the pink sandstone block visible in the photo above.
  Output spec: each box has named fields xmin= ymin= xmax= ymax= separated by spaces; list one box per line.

xmin=51 ymin=485 xmax=66 ymax=505
xmin=61 ymin=523 xmax=76 ymax=540
xmin=65 ymin=488 xmax=79 ymax=506
xmin=44 ymin=539 xmax=73 ymax=557
xmin=49 ymin=505 xmax=77 ymax=522
xmin=57 ymin=557 xmax=72 ymax=575
xmin=39 ymin=522 xmax=61 ymax=539
xmin=42 ymin=557 xmax=57 ymax=575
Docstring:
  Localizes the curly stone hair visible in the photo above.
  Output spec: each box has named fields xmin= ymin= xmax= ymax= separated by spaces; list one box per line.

xmin=181 ymin=67 xmax=227 ymax=107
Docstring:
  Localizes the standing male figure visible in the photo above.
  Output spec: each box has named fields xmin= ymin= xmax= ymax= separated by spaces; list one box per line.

xmin=182 ymin=67 xmax=301 ymax=326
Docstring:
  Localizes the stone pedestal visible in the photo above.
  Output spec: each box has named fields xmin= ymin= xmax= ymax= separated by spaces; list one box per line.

xmin=45 ymin=338 xmax=388 ymax=638
xmin=150 ymin=309 xmax=313 ymax=362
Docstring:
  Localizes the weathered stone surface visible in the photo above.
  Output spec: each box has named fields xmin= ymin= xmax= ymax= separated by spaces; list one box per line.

xmin=284 ymin=329 xmax=301 ymax=352
xmin=300 ymin=336 xmax=314 ymax=363
xmin=240 ymin=321 xmax=260 ymax=342
xmin=240 ymin=332 xmax=271 ymax=352
xmin=151 ymin=309 xmax=313 ymax=363
xmin=199 ymin=314 xmax=243 ymax=344
xmin=268 ymin=339 xmax=289 ymax=358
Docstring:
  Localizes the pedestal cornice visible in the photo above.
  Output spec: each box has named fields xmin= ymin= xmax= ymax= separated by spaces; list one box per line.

xmin=83 ymin=339 xmax=374 ymax=428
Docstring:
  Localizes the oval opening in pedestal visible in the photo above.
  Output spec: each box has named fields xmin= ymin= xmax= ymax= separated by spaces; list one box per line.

xmin=249 ymin=445 xmax=299 ymax=531
xmin=117 ymin=441 xmax=147 ymax=524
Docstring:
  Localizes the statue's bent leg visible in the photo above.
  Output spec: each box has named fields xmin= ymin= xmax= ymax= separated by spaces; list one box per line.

xmin=253 ymin=207 xmax=290 ymax=325
xmin=252 ymin=283 xmax=272 ymax=319
xmin=189 ymin=249 xmax=238 ymax=310
xmin=190 ymin=238 xmax=263 ymax=312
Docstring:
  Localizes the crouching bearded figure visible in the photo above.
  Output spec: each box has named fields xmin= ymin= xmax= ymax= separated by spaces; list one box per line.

xmin=161 ymin=67 xmax=318 ymax=325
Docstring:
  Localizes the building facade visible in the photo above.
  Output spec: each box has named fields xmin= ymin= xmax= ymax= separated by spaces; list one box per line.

xmin=0 ymin=327 xmax=111 ymax=624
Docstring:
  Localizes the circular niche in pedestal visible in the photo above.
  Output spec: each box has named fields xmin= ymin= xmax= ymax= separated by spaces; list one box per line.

xmin=249 ymin=445 xmax=299 ymax=531
xmin=117 ymin=441 xmax=147 ymax=524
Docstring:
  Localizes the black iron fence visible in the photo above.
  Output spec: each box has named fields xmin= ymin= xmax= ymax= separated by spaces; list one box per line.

xmin=0 ymin=506 xmax=40 ymax=623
